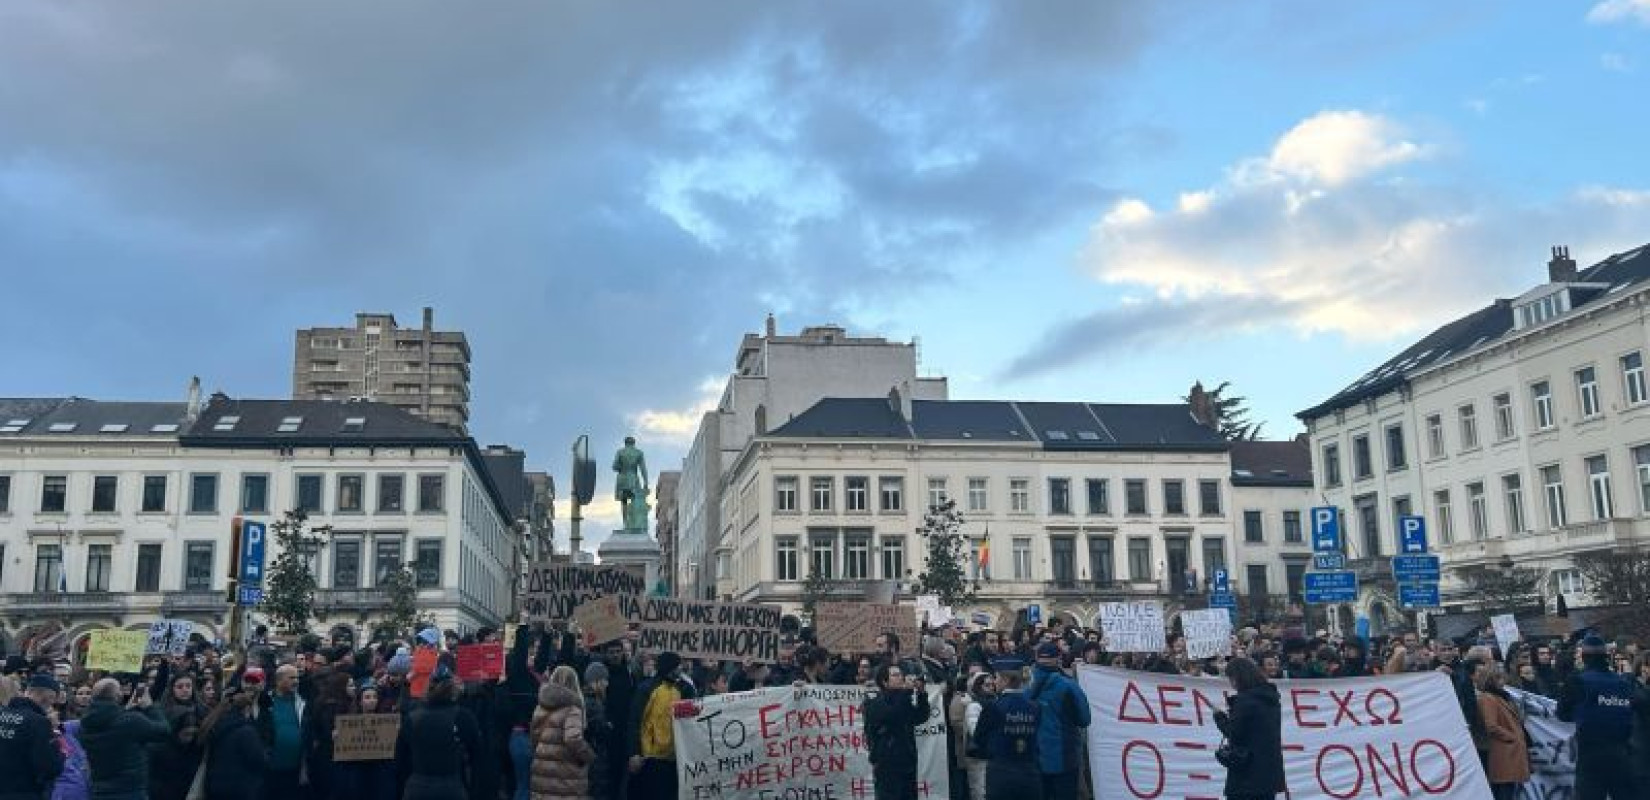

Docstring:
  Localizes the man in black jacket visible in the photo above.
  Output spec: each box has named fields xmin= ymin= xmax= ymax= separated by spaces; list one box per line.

xmin=1558 ymin=635 xmax=1637 ymax=800
xmin=79 ymin=677 xmax=172 ymax=800
xmin=0 ymin=673 xmax=65 ymax=800
xmin=863 ymin=663 xmax=930 ymax=800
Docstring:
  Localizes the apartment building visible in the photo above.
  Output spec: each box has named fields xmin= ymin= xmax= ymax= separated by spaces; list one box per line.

xmin=292 ymin=307 xmax=471 ymax=431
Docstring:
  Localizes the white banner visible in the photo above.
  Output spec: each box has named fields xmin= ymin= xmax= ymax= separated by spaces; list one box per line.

xmin=1079 ymin=666 xmax=1492 ymax=800
xmin=1508 ymin=689 xmax=1575 ymax=800
xmin=674 ymin=684 xmax=949 ymax=800
xmin=1100 ymin=602 xmax=1166 ymax=653
xmin=1181 ymin=609 xmax=1232 ymax=660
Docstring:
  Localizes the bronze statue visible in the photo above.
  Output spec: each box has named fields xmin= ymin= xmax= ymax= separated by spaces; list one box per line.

xmin=613 ymin=436 xmax=650 ymax=534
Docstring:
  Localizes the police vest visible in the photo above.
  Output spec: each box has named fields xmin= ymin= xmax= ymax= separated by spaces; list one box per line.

xmin=989 ymin=692 xmax=1041 ymax=762
xmin=1574 ymin=669 xmax=1634 ymax=739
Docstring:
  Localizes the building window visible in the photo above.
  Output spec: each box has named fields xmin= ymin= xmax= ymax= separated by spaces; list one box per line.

xmin=1623 ymin=352 xmax=1647 ymax=406
xmin=372 ymin=474 xmax=402 ymax=513
xmin=845 ymin=477 xmax=869 ymax=512
xmin=35 ymin=544 xmax=63 ymax=592
xmin=1246 ymin=565 xmax=1270 ymax=598
xmin=1635 ymin=445 xmax=1650 ymax=514
xmin=418 ymin=475 xmax=445 ymax=512
xmin=297 ymin=475 xmax=324 ymax=513
xmin=811 ymin=477 xmax=834 ymax=512
xmin=1357 ymin=496 xmax=1381 ymax=556
xmin=337 ymin=475 xmax=364 ymax=513
xmin=776 ymin=538 xmax=799 ymax=581
xmin=1385 ymin=424 xmax=1406 ymax=470
xmin=0 ymin=474 xmax=9 ymax=514
xmin=967 ymin=478 xmax=988 ymax=512
xmin=1541 ymin=465 xmax=1567 ymax=529
xmin=374 ymin=539 xmax=403 ymax=585
xmin=809 ymin=534 xmax=835 ymax=579
xmin=1009 ymin=479 xmax=1030 ymax=513
xmin=1012 ymin=537 xmax=1032 ymax=580
xmin=1087 ymin=479 xmax=1110 ymax=515
xmin=1467 ymin=483 xmax=1488 ymax=540
xmin=135 ymin=544 xmax=162 ymax=592
xmin=1051 ymin=537 xmax=1076 ymax=586
xmin=1458 ymin=405 xmax=1480 ymax=450
xmin=1553 ymin=569 xmax=1584 ymax=596
xmin=1352 ymin=435 xmax=1373 ymax=480
xmin=1322 ymin=443 xmax=1342 ymax=486
xmin=879 ymin=477 xmax=903 ymax=513
xmin=1434 ymin=489 xmax=1454 ymax=545
xmin=1125 ymin=480 xmax=1148 ymax=515
xmin=41 ymin=475 xmax=67 ymax=513
xmin=189 ymin=474 xmax=218 ymax=514
xmin=184 ymin=543 xmax=214 ymax=591
xmin=775 ymin=476 xmax=799 ymax=513
xmin=1243 ymin=510 xmax=1264 ymax=543
xmin=1198 ymin=480 xmax=1221 ymax=516
xmin=1493 ymin=394 xmax=1516 ymax=441
xmin=1127 ymin=538 xmax=1151 ymax=582
xmin=91 ymin=475 xmax=118 ymax=514
xmin=1202 ymin=538 xmax=1226 ymax=581
xmin=1577 ymin=367 xmax=1601 ymax=419
xmin=86 ymin=544 xmax=112 ymax=592
xmin=1049 ymin=478 xmax=1072 ymax=515
xmin=142 ymin=475 xmax=166 ymax=513
xmin=845 ymin=535 xmax=870 ymax=580
xmin=927 ymin=478 xmax=948 ymax=510
xmin=333 ymin=540 xmax=361 ymax=589
xmin=1587 ymin=456 xmax=1614 ymax=519
xmin=1088 ymin=537 xmax=1114 ymax=584
xmin=1283 ymin=510 xmax=1303 ymax=543
xmin=414 ymin=540 xmax=442 ymax=588
xmin=1425 ymin=415 xmax=1445 ymax=459
xmin=1532 ymin=381 xmax=1555 ymax=430
xmin=879 ymin=537 xmax=904 ymax=580
xmin=1163 ymin=480 xmax=1186 ymax=515
xmin=1503 ymin=474 xmax=1527 ymax=534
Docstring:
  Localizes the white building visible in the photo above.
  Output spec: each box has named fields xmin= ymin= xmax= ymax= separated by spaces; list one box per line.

xmin=677 ymin=317 xmax=947 ymax=600
xmin=0 ymin=391 xmax=519 ymax=654
xmin=718 ymin=388 xmax=1315 ymax=628
xmin=1297 ymin=243 xmax=1650 ymax=632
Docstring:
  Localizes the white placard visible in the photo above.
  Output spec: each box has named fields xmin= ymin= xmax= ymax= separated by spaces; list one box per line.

xmin=1181 ymin=609 xmax=1232 ymax=660
xmin=1491 ymin=614 xmax=1521 ymax=658
xmin=1099 ymin=601 xmax=1166 ymax=653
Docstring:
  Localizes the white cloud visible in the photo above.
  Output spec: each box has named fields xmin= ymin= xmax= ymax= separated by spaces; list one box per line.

xmin=1259 ymin=111 xmax=1425 ymax=187
xmin=1588 ymin=0 xmax=1650 ymax=25
xmin=627 ymin=377 xmax=723 ymax=447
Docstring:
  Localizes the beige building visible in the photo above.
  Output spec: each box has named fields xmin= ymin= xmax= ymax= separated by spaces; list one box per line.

xmin=292 ymin=308 xmax=471 ymax=431
xmin=654 ymin=471 xmax=680 ymax=594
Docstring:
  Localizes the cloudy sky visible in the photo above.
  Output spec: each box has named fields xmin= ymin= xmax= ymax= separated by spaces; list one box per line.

xmin=4 ymin=1 xmax=1649 ymax=550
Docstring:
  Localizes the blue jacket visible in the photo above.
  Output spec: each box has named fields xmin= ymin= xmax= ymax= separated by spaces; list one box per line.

xmin=1029 ymin=667 xmax=1090 ymax=775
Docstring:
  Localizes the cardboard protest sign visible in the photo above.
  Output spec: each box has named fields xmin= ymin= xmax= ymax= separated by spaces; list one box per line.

xmin=502 ymin=622 xmax=519 ymax=651
xmin=146 ymin=620 xmax=193 ymax=656
xmin=616 ymin=594 xmax=784 ymax=662
xmin=675 ymin=684 xmax=949 ymax=800
xmin=1079 ymin=666 xmax=1492 ymax=800
xmin=522 ymin=563 xmax=645 ymax=621
xmin=1099 ymin=602 xmax=1166 ymax=653
xmin=333 ymin=714 xmax=400 ymax=761
xmin=408 ymin=648 xmax=439 ymax=699
xmin=456 ymin=642 xmax=504 ymax=682
xmin=573 ymin=594 xmax=629 ymax=647
xmin=1508 ymin=688 xmax=1575 ymax=800
xmin=1491 ymin=614 xmax=1521 ymax=658
xmin=815 ymin=602 xmax=920 ymax=655
xmin=1180 ymin=609 xmax=1232 ymax=660
xmin=86 ymin=629 xmax=147 ymax=672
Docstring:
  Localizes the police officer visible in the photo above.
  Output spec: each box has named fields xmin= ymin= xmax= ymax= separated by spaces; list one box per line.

xmin=0 ymin=673 xmax=66 ymax=800
xmin=1558 ymin=634 xmax=1637 ymax=800
xmin=973 ymin=659 xmax=1042 ymax=800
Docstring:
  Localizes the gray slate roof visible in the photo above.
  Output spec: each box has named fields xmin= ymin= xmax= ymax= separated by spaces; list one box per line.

xmin=0 ymin=397 xmax=188 ymax=436
xmin=1230 ymin=440 xmax=1313 ymax=486
xmin=770 ymin=397 xmax=1226 ymax=451
xmin=182 ymin=396 xmax=464 ymax=445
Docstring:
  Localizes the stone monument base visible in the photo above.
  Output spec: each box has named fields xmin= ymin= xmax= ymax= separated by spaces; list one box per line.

xmin=597 ymin=531 xmax=661 ymax=590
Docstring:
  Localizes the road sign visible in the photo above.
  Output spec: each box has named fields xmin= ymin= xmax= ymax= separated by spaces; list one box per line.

xmin=1027 ymin=604 xmax=1042 ymax=625
xmin=238 ymin=586 xmax=264 ymax=606
xmin=1391 ymin=554 xmax=1441 ymax=583
xmin=1398 ymin=583 xmax=1441 ymax=609
xmin=1209 ymin=590 xmax=1237 ymax=609
xmin=1303 ymin=571 xmax=1358 ymax=604
xmin=1211 ymin=569 xmax=1230 ymax=593
xmin=1312 ymin=553 xmax=1347 ymax=571
xmin=1399 ymin=516 xmax=1428 ymax=554
xmin=239 ymin=521 xmax=267 ymax=586
xmin=1311 ymin=507 xmax=1341 ymax=552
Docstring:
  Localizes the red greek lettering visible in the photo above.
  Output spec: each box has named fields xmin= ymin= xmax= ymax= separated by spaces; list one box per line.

xmin=1121 ymin=740 xmax=1166 ymax=800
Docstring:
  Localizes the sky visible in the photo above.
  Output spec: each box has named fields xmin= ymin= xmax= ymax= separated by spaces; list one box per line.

xmin=4 ymin=1 xmax=1650 ymax=551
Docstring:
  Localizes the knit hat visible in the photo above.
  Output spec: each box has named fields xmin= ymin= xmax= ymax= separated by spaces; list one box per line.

xmin=584 ymin=662 xmax=610 ymax=686
xmin=656 ymin=651 xmax=682 ymax=678
xmin=1579 ymin=634 xmax=1608 ymax=656
xmin=416 ymin=628 xmax=441 ymax=647
xmin=387 ymin=646 xmax=412 ymax=676
xmin=1035 ymin=641 xmax=1061 ymax=660
xmin=26 ymin=673 xmax=60 ymax=693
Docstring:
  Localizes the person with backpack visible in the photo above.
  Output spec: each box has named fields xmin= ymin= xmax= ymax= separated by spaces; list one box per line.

xmin=1558 ymin=634 xmax=1638 ymax=800
xmin=862 ymin=664 xmax=930 ymax=800
xmin=1028 ymin=642 xmax=1090 ymax=800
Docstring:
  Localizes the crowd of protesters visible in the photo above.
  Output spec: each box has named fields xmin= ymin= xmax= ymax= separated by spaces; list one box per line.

xmin=0 ymin=613 xmax=1646 ymax=800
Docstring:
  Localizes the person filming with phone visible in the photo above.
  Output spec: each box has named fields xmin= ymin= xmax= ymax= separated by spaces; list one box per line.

xmin=863 ymin=664 xmax=931 ymax=800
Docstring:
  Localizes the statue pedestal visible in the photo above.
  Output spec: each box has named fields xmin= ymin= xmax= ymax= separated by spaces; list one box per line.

xmin=597 ymin=531 xmax=661 ymax=589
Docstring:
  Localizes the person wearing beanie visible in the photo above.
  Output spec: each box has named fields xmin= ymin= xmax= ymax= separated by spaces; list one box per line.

xmin=579 ymin=659 xmax=614 ymax=800
xmin=1558 ymin=633 xmax=1637 ymax=800
xmin=0 ymin=672 xmax=65 ymax=799
xmin=627 ymin=651 xmax=693 ymax=800
xmin=1029 ymin=640 xmax=1090 ymax=800
xmin=396 ymin=664 xmax=480 ymax=800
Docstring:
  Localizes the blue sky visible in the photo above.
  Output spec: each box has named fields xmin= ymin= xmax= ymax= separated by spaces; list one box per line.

xmin=3 ymin=1 xmax=1649 ymax=547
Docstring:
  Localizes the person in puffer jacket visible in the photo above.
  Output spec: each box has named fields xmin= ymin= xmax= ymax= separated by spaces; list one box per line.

xmin=530 ymin=666 xmax=594 ymax=800
xmin=52 ymin=717 xmax=90 ymax=800
xmin=1027 ymin=643 xmax=1090 ymax=800
xmin=581 ymin=663 xmax=614 ymax=800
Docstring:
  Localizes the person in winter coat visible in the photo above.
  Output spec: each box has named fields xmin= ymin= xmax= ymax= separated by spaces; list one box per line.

xmin=78 ymin=677 xmax=172 ymax=800
xmin=148 ymin=674 xmax=207 ymax=800
xmin=1 ymin=674 xmax=66 ymax=800
xmin=394 ymin=666 xmax=481 ymax=800
xmin=862 ymin=663 xmax=931 ymax=800
xmin=972 ymin=664 xmax=1041 ymax=800
xmin=1558 ymin=634 xmax=1638 ymax=800
xmin=626 ymin=652 xmax=694 ymax=800
xmin=960 ymin=672 xmax=995 ymax=800
xmin=1474 ymin=670 xmax=1531 ymax=800
xmin=531 ymin=666 xmax=595 ymax=800
xmin=581 ymin=663 xmax=614 ymax=800
xmin=1028 ymin=642 xmax=1090 ymax=800
xmin=201 ymin=687 xmax=267 ymax=800
xmin=300 ymin=670 xmax=353 ymax=800
xmin=52 ymin=716 xmax=91 ymax=800
xmin=335 ymin=686 xmax=397 ymax=800
xmin=1213 ymin=658 xmax=1286 ymax=800
xmin=1631 ymin=652 xmax=1650 ymax=800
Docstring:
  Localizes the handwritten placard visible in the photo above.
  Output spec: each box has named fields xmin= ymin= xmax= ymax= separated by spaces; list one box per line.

xmin=1181 ymin=608 xmax=1232 ymax=660
xmin=146 ymin=620 xmax=194 ymax=656
xmin=333 ymin=714 xmax=400 ymax=761
xmin=86 ymin=630 xmax=148 ymax=672
xmin=456 ymin=642 xmax=504 ymax=682
xmin=522 ymin=563 xmax=646 ymax=621
xmin=1099 ymin=601 xmax=1166 ymax=653
xmin=573 ymin=594 xmax=629 ymax=647
xmin=616 ymin=595 xmax=785 ymax=663
xmin=815 ymin=602 xmax=919 ymax=655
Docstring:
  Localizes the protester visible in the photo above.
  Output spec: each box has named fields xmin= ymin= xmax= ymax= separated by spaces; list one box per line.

xmin=1028 ymin=642 xmax=1089 ymax=800
xmin=337 ymin=685 xmax=395 ymax=800
xmin=301 ymin=670 xmax=353 ymax=800
xmin=532 ymin=665 xmax=595 ymax=800
xmin=79 ymin=676 xmax=172 ymax=800
xmin=256 ymin=664 xmax=305 ymax=800
xmin=395 ymin=666 xmax=481 ymax=800
xmin=54 ymin=714 xmax=92 ymax=800
xmin=863 ymin=664 xmax=930 ymax=800
xmin=971 ymin=662 xmax=1040 ymax=799
xmin=201 ymin=682 xmax=267 ymax=800
xmin=581 ymin=662 xmax=614 ymax=800
xmin=959 ymin=672 xmax=994 ymax=800
xmin=627 ymin=651 xmax=693 ymax=800
xmin=1632 ymin=652 xmax=1650 ymax=800
xmin=1475 ymin=669 xmax=1531 ymax=800
xmin=1558 ymin=634 xmax=1638 ymax=800
xmin=147 ymin=673 xmax=206 ymax=800
xmin=0 ymin=673 xmax=66 ymax=800
xmin=1212 ymin=657 xmax=1284 ymax=800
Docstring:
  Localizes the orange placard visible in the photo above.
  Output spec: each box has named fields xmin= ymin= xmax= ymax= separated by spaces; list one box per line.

xmin=409 ymin=648 xmax=439 ymax=699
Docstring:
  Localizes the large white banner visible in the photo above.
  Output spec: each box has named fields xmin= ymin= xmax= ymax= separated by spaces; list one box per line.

xmin=673 ymin=684 xmax=949 ymax=800
xmin=1079 ymin=666 xmax=1492 ymax=800
xmin=1508 ymin=689 xmax=1575 ymax=800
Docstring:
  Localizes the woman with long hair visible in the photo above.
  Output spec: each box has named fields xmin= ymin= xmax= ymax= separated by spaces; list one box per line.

xmin=337 ymin=684 xmax=398 ymax=800
xmin=530 ymin=665 xmax=595 ymax=800
xmin=149 ymin=673 xmax=207 ymax=800
xmin=395 ymin=667 xmax=482 ymax=800
xmin=1474 ymin=669 xmax=1531 ymax=800
xmin=302 ymin=670 xmax=353 ymax=800
xmin=960 ymin=671 xmax=996 ymax=800
xmin=1213 ymin=657 xmax=1285 ymax=800
xmin=200 ymin=685 xmax=267 ymax=800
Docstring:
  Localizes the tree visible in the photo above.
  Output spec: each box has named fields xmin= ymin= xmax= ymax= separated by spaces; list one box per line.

xmin=262 ymin=509 xmax=332 ymax=635
xmin=1186 ymin=381 xmax=1265 ymax=441
xmin=1573 ymin=547 xmax=1650 ymax=640
xmin=800 ymin=564 xmax=833 ymax=623
xmin=912 ymin=499 xmax=976 ymax=607
xmin=379 ymin=562 xmax=422 ymax=641
xmin=1465 ymin=562 xmax=1545 ymax=613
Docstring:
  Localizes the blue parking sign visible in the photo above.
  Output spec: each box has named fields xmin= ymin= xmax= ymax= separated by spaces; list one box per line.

xmin=1311 ymin=507 xmax=1340 ymax=552
xmin=240 ymin=521 xmax=267 ymax=586
xmin=1399 ymin=516 xmax=1428 ymax=554
xmin=1212 ymin=568 xmax=1230 ymax=593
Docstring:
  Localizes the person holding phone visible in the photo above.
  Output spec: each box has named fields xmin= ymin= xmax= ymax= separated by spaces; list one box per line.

xmin=78 ymin=677 xmax=171 ymax=799
xmin=863 ymin=665 xmax=930 ymax=800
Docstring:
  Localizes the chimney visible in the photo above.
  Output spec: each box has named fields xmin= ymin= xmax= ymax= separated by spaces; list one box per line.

xmin=1188 ymin=381 xmax=1217 ymax=428
xmin=422 ymin=306 xmax=434 ymax=331
xmin=185 ymin=376 xmax=202 ymax=422
xmin=1548 ymin=245 xmax=1578 ymax=283
xmin=764 ymin=312 xmax=777 ymax=338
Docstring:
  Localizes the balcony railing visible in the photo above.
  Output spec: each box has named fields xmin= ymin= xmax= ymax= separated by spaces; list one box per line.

xmin=317 ymin=589 xmax=391 ymax=611
xmin=161 ymin=591 xmax=228 ymax=614
xmin=0 ymin=591 xmax=129 ymax=614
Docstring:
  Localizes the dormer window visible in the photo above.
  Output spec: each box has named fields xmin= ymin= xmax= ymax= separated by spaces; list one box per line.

xmin=277 ymin=416 xmax=304 ymax=433
xmin=342 ymin=416 xmax=366 ymax=432
xmin=212 ymin=415 xmax=240 ymax=432
xmin=1516 ymin=289 xmax=1569 ymax=329
xmin=0 ymin=419 xmax=28 ymax=433
xmin=47 ymin=422 xmax=77 ymax=432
